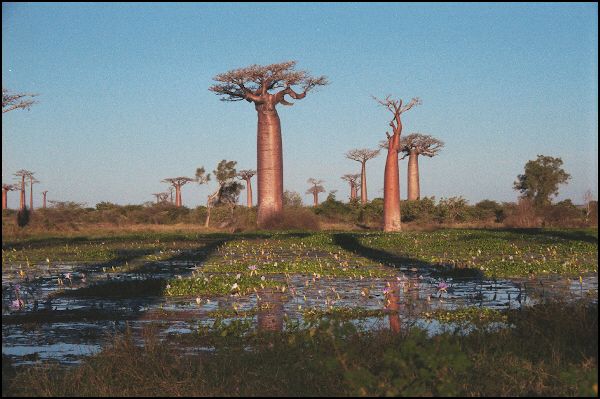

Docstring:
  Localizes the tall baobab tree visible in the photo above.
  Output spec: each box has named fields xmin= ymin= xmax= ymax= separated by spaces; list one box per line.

xmin=14 ymin=170 xmax=33 ymax=211
xmin=374 ymin=95 xmax=421 ymax=232
xmin=41 ymin=190 xmax=48 ymax=209
xmin=345 ymin=149 xmax=380 ymax=204
xmin=2 ymin=184 xmax=17 ymax=210
xmin=237 ymin=169 xmax=256 ymax=208
xmin=341 ymin=173 xmax=361 ymax=201
xmin=29 ymin=175 xmax=40 ymax=211
xmin=399 ymin=133 xmax=444 ymax=201
xmin=162 ymin=177 xmax=194 ymax=207
xmin=306 ymin=178 xmax=325 ymax=207
xmin=2 ymin=88 xmax=37 ymax=113
xmin=210 ymin=61 xmax=328 ymax=227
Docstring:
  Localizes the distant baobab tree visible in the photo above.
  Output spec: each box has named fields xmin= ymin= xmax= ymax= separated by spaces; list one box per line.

xmin=398 ymin=133 xmax=444 ymax=201
xmin=29 ymin=175 xmax=40 ymax=211
xmin=2 ymin=184 xmax=17 ymax=210
xmin=162 ymin=177 xmax=194 ymax=207
xmin=341 ymin=173 xmax=361 ymax=201
xmin=13 ymin=169 xmax=33 ymax=211
xmin=41 ymin=190 xmax=48 ymax=209
xmin=168 ymin=186 xmax=175 ymax=204
xmin=2 ymin=88 xmax=38 ymax=113
xmin=152 ymin=192 xmax=169 ymax=204
xmin=345 ymin=148 xmax=380 ymax=204
xmin=374 ymin=95 xmax=421 ymax=232
xmin=210 ymin=61 xmax=328 ymax=227
xmin=306 ymin=178 xmax=325 ymax=207
xmin=237 ymin=169 xmax=256 ymax=208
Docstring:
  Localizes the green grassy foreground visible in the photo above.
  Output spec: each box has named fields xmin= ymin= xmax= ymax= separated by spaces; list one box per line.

xmin=3 ymin=300 xmax=597 ymax=397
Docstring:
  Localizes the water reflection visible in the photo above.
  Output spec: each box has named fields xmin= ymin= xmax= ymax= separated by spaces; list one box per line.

xmin=257 ymin=290 xmax=285 ymax=332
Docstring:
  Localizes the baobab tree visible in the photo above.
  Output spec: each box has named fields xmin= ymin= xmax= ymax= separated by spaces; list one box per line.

xmin=306 ymin=178 xmax=325 ymax=207
xmin=210 ymin=61 xmax=328 ymax=227
xmin=2 ymin=88 xmax=37 ymax=113
xmin=201 ymin=160 xmax=243 ymax=227
xmin=345 ymin=148 xmax=380 ymax=204
xmin=41 ymin=190 xmax=48 ymax=209
xmin=152 ymin=192 xmax=169 ymax=204
xmin=341 ymin=173 xmax=361 ymax=201
xmin=161 ymin=177 xmax=194 ymax=207
xmin=398 ymin=133 xmax=444 ymax=201
xmin=29 ymin=175 xmax=40 ymax=211
xmin=374 ymin=95 xmax=421 ymax=232
xmin=237 ymin=169 xmax=256 ymax=208
xmin=2 ymin=184 xmax=17 ymax=210
xmin=168 ymin=186 xmax=175 ymax=204
xmin=13 ymin=170 xmax=33 ymax=211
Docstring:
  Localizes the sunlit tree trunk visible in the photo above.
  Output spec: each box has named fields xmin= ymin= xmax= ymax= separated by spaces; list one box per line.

xmin=175 ymin=185 xmax=181 ymax=207
xmin=384 ymin=133 xmax=402 ymax=232
xmin=256 ymin=106 xmax=283 ymax=226
xmin=29 ymin=181 xmax=34 ymax=211
xmin=360 ymin=162 xmax=367 ymax=204
xmin=313 ymin=191 xmax=319 ymax=207
xmin=43 ymin=192 xmax=47 ymax=209
xmin=246 ymin=177 xmax=253 ymax=208
xmin=407 ymin=149 xmax=420 ymax=200
xmin=2 ymin=189 xmax=7 ymax=210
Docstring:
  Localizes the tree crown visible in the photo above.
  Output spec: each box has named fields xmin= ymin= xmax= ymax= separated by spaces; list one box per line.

xmin=345 ymin=148 xmax=380 ymax=163
xmin=513 ymin=155 xmax=571 ymax=207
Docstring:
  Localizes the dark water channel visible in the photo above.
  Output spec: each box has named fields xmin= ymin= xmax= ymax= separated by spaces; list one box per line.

xmin=2 ymin=258 xmax=597 ymax=366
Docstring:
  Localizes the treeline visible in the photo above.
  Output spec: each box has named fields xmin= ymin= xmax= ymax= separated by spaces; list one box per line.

xmin=2 ymin=194 xmax=597 ymax=232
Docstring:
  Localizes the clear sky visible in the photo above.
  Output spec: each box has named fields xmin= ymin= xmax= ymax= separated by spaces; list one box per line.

xmin=2 ymin=3 xmax=598 ymax=209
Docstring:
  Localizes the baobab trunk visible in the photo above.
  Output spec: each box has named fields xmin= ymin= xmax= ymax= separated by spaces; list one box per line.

xmin=256 ymin=106 xmax=283 ymax=226
xmin=29 ymin=183 xmax=34 ymax=211
xmin=383 ymin=133 xmax=402 ymax=231
xmin=175 ymin=186 xmax=181 ymax=207
xmin=245 ymin=178 xmax=253 ymax=208
xmin=43 ymin=192 xmax=47 ymax=209
xmin=360 ymin=162 xmax=367 ymax=204
xmin=2 ymin=190 xmax=7 ymax=210
xmin=407 ymin=149 xmax=420 ymax=200
xmin=313 ymin=191 xmax=319 ymax=207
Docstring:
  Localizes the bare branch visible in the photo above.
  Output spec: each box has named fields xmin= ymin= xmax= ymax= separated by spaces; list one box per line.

xmin=2 ymin=88 xmax=38 ymax=113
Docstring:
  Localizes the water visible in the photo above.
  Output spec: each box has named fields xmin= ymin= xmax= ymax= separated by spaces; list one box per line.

xmin=2 ymin=258 xmax=597 ymax=366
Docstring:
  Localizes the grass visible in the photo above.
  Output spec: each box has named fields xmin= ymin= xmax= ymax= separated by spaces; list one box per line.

xmin=3 ymin=300 xmax=597 ymax=397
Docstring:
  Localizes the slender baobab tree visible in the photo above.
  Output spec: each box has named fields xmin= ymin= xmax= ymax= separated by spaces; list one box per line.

xmin=168 ymin=186 xmax=175 ymax=204
xmin=345 ymin=149 xmax=379 ymax=204
xmin=399 ymin=134 xmax=444 ymax=201
xmin=2 ymin=88 xmax=37 ymax=113
xmin=14 ymin=170 xmax=33 ymax=211
xmin=374 ymin=95 xmax=421 ymax=232
xmin=306 ymin=178 xmax=325 ymax=207
xmin=2 ymin=184 xmax=17 ymax=210
xmin=162 ymin=177 xmax=194 ymax=207
xmin=41 ymin=190 xmax=48 ymax=209
xmin=29 ymin=175 xmax=40 ymax=211
xmin=210 ymin=61 xmax=328 ymax=227
xmin=341 ymin=173 xmax=361 ymax=201
xmin=237 ymin=169 xmax=256 ymax=208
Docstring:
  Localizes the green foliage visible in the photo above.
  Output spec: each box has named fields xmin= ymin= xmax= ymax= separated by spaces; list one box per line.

xmin=283 ymin=189 xmax=303 ymax=207
xmin=514 ymin=155 xmax=571 ymax=208
xmin=16 ymin=207 xmax=30 ymax=228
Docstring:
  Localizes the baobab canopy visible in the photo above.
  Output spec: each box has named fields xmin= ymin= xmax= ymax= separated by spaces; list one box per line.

xmin=209 ymin=61 xmax=328 ymax=105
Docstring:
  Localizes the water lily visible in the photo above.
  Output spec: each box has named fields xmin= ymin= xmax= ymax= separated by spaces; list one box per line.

xmin=11 ymin=299 xmax=24 ymax=310
xmin=437 ymin=281 xmax=449 ymax=292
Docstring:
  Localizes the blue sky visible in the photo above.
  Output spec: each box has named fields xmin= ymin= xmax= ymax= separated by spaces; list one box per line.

xmin=2 ymin=3 xmax=598 ymax=208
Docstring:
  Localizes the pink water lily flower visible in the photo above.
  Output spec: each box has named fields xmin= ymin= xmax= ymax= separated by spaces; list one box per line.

xmin=11 ymin=299 xmax=24 ymax=310
xmin=437 ymin=282 xmax=449 ymax=292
